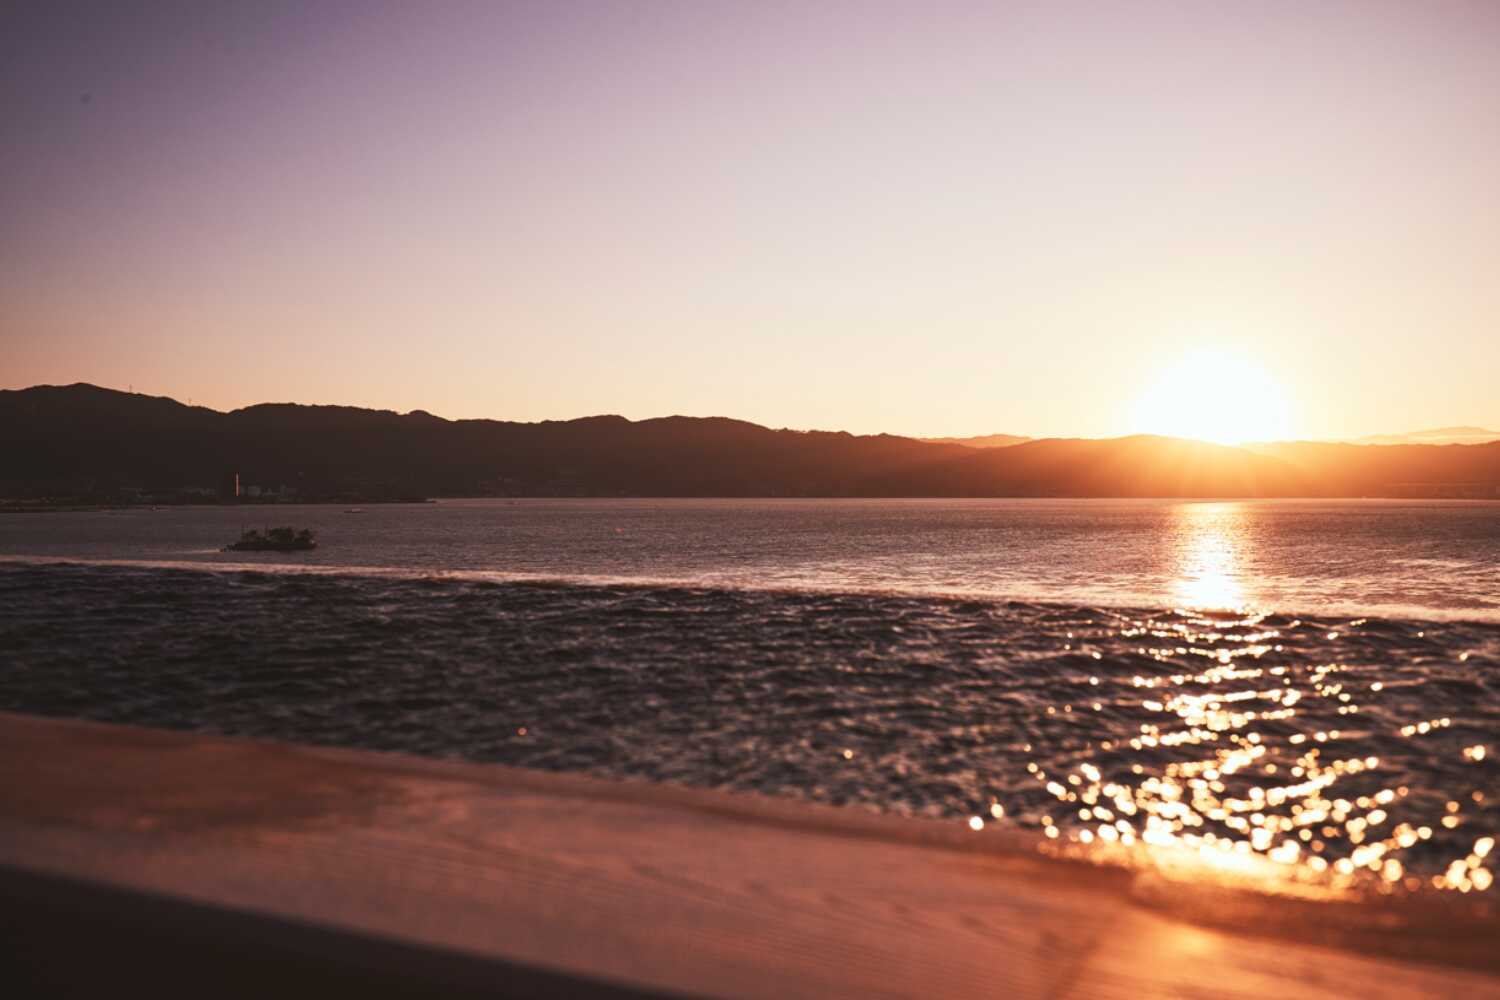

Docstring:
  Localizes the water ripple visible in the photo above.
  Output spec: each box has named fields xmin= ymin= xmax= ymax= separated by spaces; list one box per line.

xmin=1 ymin=562 xmax=1495 ymax=900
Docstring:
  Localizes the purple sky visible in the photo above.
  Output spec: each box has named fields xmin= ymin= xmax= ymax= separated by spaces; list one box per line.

xmin=5 ymin=1 xmax=1499 ymax=438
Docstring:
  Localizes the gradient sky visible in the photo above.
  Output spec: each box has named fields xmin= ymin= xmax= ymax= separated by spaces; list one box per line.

xmin=4 ymin=1 xmax=1499 ymax=438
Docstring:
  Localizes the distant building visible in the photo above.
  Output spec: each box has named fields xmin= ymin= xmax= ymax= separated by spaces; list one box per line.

xmin=218 ymin=471 xmax=240 ymax=502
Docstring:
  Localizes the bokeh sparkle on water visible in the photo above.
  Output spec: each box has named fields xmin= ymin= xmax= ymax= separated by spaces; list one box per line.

xmin=1013 ymin=607 xmax=1494 ymax=898
xmin=1010 ymin=504 xmax=1496 ymax=897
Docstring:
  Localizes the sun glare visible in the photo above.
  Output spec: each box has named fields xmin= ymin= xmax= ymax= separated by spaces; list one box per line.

xmin=1130 ymin=349 xmax=1292 ymax=445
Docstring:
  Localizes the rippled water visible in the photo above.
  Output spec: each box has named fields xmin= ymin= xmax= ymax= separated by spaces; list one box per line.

xmin=1 ymin=499 xmax=1497 ymax=898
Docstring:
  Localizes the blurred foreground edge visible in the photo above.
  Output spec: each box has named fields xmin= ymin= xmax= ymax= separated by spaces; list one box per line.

xmin=1 ymin=712 xmax=1496 ymax=999
xmin=1 ymin=863 xmax=670 ymax=999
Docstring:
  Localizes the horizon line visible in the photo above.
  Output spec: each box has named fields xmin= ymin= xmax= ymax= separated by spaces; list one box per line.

xmin=6 ymin=380 xmax=1499 ymax=452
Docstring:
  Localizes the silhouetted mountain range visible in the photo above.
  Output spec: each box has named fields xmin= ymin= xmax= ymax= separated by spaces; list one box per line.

xmin=1347 ymin=426 xmax=1500 ymax=447
xmin=2 ymin=384 xmax=1498 ymax=500
xmin=918 ymin=434 xmax=1031 ymax=449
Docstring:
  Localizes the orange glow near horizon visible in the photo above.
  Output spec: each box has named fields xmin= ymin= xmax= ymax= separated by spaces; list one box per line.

xmin=1130 ymin=350 xmax=1294 ymax=445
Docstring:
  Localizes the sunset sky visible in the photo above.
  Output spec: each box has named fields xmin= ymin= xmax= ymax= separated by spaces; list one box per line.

xmin=5 ymin=1 xmax=1499 ymax=440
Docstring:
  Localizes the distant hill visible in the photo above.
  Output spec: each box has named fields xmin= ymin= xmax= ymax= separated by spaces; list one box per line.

xmin=1349 ymin=427 xmax=1500 ymax=447
xmin=919 ymin=434 xmax=1031 ymax=449
xmin=1245 ymin=439 xmax=1500 ymax=496
xmin=1 ymin=383 xmax=1497 ymax=500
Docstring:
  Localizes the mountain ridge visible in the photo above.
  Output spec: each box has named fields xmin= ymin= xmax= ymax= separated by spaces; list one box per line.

xmin=1348 ymin=426 xmax=1500 ymax=447
xmin=918 ymin=434 xmax=1031 ymax=449
xmin=2 ymin=383 xmax=1497 ymax=500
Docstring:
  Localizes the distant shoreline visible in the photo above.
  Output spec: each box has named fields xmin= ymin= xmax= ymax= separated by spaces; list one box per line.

xmin=5 ymin=383 xmax=1500 ymax=503
xmin=7 ymin=495 xmax=1500 ymax=513
xmin=0 ymin=499 xmax=436 ymax=513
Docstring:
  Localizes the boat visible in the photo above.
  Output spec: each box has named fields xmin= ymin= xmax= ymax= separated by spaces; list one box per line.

xmin=226 ymin=526 xmax=317 ymax=552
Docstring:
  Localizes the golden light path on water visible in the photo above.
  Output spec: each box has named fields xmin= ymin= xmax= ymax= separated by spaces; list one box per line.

xmin=966 ymin=502 xmax=1495 ymax=900
xmin=1172 ymin=502 xmax=1248 ymax=613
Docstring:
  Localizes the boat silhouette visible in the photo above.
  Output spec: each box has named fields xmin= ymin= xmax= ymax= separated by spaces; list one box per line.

xmin=226 ymin=526 xmax=317 ymax=552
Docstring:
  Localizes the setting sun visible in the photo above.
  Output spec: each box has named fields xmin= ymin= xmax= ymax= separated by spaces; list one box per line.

xmin=1130 ymin=349 xmax=1293 ymax=445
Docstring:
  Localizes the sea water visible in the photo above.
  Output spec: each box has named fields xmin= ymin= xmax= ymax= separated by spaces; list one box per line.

xmin=2 ymin=499 xmax=1496 ymax=896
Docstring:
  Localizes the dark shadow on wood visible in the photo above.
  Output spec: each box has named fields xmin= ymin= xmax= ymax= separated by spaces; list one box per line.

xmin=0 ymin=863 xmax=687 ymax=1000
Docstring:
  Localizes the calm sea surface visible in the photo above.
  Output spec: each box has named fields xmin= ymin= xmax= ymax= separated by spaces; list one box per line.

xmin=2 ymin=499 xmax=1497 ymax=897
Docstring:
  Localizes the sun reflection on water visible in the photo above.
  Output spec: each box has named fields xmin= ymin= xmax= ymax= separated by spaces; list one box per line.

xmin=1172 ymin=502 xmax=1250 ymax=613
xmin=1000 ymin=565 xmax=1499 ymax=899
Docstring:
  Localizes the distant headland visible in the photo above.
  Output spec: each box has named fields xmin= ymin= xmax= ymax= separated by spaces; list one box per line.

xmin=2 ymin=383 xmax=1498 ymax=505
